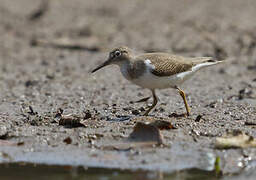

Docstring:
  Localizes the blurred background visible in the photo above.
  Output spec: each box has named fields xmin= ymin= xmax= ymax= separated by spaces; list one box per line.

xmin=1 ymin=0 xmax=256 ymax=56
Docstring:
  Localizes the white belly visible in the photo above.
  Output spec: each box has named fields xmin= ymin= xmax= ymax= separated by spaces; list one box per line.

xmin=130 ymin=69 xmax=195 ymax=89
xmin=119 ymin=59 xmax=214 ymax=90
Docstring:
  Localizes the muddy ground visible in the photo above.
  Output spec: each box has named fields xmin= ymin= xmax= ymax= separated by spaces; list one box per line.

xmin=0 ymin=0 xmax=256 ymax=179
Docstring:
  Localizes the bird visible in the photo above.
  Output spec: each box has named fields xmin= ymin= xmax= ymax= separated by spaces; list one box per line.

xmin=91 ymin=46 xmax=224 ymax=116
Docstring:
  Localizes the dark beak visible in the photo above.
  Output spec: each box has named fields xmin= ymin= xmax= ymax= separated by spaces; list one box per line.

xmin=91 ymin=60 xmax=110 ymax=73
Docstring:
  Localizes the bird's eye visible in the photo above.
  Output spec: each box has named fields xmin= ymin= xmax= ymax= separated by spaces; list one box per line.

xmin=115 ymin=51 xmax=121 ymax=57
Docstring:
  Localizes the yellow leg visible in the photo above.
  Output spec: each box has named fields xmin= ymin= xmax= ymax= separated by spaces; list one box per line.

xmin=143 ymin=90 xmax=158 ymax=116
xmin=176 ymin=87 xmax=190 ymax=116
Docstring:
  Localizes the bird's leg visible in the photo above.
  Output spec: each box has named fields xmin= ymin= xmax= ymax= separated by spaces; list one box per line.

xmin=143 ymin=90 xmax=158 ymax=116
xmin=134 ymin=96 xmax=151 ymax=103
xmin=176 ymin=87 xmax=190 ymax=116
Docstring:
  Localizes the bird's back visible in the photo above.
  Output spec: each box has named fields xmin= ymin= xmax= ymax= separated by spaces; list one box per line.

xmin=135 ymin=53 xmax=193 ymax=77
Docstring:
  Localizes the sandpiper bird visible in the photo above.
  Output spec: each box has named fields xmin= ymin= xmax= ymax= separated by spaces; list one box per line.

xmin=91 ymin=46 xmax=223 ymax=116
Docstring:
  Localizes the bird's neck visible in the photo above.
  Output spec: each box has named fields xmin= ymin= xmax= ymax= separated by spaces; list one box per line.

xmin=119 ymin=60 xmax=133 ymax=80
xmin=119 ymin=59 xmax=147 ymax=80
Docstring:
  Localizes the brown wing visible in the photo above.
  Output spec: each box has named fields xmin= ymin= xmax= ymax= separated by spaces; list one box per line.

xmin=136 ymin=53 xmax=193 ymax=77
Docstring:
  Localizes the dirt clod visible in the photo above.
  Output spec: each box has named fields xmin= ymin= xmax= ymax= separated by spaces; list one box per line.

xmin=59 ymin=113 xmax=85 ymax=128
xmin=63 ymin=137 xmax=72 ymax=145
xmin=28 ymin=0 xmax=49 ymax=21
xmin=150 ymin=120 xmax=176 ymax=130
xmin=244 ymin=121 xmax=256 ymax=126
xmin=128 ymin=122 xmax=163 ymax=144
xmin=195 ymin=115 xmax=202 ymax=122
xmin=83 ymin=110 xmax=92 ymax=119
xmin=131 ymin=109 xmax=140 ymax=115
xmin=0 ymin=126 xmax=8 ymax=140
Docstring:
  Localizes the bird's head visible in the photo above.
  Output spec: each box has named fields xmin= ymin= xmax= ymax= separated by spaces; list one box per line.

xmin=91 ymin=46 xmax=132 ymax=73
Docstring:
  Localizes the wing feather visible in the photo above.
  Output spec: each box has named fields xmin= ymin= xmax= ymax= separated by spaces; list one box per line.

xmin=136 ymin=53 xmax=193 ymax=77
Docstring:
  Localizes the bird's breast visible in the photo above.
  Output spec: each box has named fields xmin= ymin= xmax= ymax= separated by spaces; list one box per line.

xmin=120 ymin=64 xmax=132 ymax=80
xmin=120 ymin=61 xmax=147 ymax=80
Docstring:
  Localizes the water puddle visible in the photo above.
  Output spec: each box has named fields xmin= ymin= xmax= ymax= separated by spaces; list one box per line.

xmin=0 ymin=163 xmax=218 ymax=180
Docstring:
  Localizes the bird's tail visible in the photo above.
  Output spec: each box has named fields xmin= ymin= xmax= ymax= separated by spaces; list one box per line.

xmin=190 ymin=57 xmax=224 ymax=71
xmin=191 ymin=57 xmax=224 ymax=64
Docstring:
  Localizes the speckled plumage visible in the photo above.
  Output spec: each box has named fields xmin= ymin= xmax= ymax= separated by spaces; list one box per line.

xmin=135 ymin=53 xmax=215 ymax=77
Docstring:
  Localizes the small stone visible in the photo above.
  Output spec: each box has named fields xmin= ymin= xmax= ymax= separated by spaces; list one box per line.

xmin=132 ymin=109 xmax=140 ymax=115
xmin=207 ymin=101 xmax=217 ymax=108
xmin=123 ymin=107 xmax=130 ymax=111
xmin=159 ymin=107 xmax=165 ymax=112
xmin=245 ymin=121 xmax=256 ymax=126
xmin=25 ymin=80 xmax=38 ymax=87
xmin=195 ymin=115 xmax=202 ymax=122
xmin=139 ymin=107 xmax=145 ymax=112
xmin=63 ymin=137 xmax=72 ymax=144
xmin=0 ymin=126 xmax=8 ymax=140
xmin=84 ymin=110 xmax=92 ymax=119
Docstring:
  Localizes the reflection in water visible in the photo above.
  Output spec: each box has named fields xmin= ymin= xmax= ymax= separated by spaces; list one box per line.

xmin=0 ymin=163 xmax=218 ymax=180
